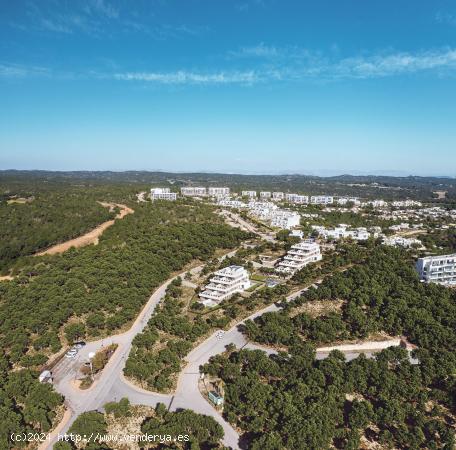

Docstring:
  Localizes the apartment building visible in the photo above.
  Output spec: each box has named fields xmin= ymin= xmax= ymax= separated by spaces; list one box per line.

xmin=199 ymin=265 xmax=251 ymax=307
xmin=218 ymin=199 xmax=247 ymax=209
xmin=150 ymin=188 xmax=177 ymax=201
xmin=416 ymin=254 xmax=456 ymax=285
xmin=270 ymin=211 xmax=301 ymax=229
xmin=242 ymin=191 xmax=257 ymax=198
xmin=365 ymin=199 xmax=388 ymax=208
xmin=208 ymin=187 xmax=230 ymax=197
xmin=276 ymin=240 xmax=322 ymax=275
xmin=286 ymin=193 xmax=309 ymax=204
xmin=383 ymin=236 xmax=422 ymax=248
xmin=260 ymin=191 xmax=272 ymax=199
xmin=312 ymin=224 xmax=370 ymax=241
xmin=311 ymin=196 xmax=334 ymax=205
xmin=272 ymin=192 xmax=285 ymax=201
xmin=337 ymin=197 xmax=360 ymax=206
xmin=392 ymin=200 xmax=422 ymax=208
xmin=181 ymin=186 xmax=207 ymax=197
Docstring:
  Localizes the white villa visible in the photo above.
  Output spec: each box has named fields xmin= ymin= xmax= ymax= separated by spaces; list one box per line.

xmin=150 ymin=188 xmax=177 ymax=201
xmin=276 ymin=240 xmax=322 ymax=275
xmin=181 ymin=187 xmax=207 ymax=196
xmin=199 ymin=265 xmax=251 ymax=307
xmin=416 ymin=254 xmax=456 ymax=286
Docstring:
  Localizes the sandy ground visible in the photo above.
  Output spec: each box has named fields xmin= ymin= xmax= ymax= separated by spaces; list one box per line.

xmin=0 ymin=275 xmax=14 ymax=281
xmin=35 ymin=203 xmax=133 ymax=256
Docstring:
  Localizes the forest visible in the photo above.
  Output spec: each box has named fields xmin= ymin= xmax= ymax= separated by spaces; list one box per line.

xmin=0 ymin=187 xmax=117 ymax=271
xmin=209 ymin=245 xmax=456 ymax=448
xmin=0 ymin=198 xmax=249 ymax=448
xmin=54 ymin=399 xmax=225 ymax=449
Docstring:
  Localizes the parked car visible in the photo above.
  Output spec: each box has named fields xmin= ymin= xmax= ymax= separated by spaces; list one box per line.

xmin=65 ymin=349 xmax=78 ymax=358
xmin=73 ymin=342 xmax=86 ymax=349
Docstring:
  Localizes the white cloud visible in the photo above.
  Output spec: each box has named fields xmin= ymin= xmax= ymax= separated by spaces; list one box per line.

xmin=435 ymin=11 xmax=456 ymax=26
xmin=0 ymin=63 xmax=49 ymax=78
xmin=114 ymin=70 xmax=259 ymax=85
xmin=331 ymin=48 xmax=456 ymax=79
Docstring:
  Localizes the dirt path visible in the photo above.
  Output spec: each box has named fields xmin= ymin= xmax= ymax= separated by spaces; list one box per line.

xmin=35 ymin=203 xmax=134 ymax=256
xmin=0 ymin=275 xmax=14 ymax=281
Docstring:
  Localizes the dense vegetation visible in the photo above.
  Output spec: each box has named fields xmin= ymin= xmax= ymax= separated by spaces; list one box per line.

xmin=211 ymin=245 xmax=456 ymax=448
xmin=62 ymin=400 xmax=225 ymax=449
xmin=0 ymin=199 xmax=248 ymax=448
xmin=420 ymin=227 xmax=456 ymax=255
xmin=3 ymin=170 xmax=455 ymax=201
xmin=0 ymin=188 xmax=116 ymax=271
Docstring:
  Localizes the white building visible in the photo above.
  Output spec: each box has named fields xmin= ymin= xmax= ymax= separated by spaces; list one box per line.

xmin=337 ymin=197 xmax=361 ymax=206
xmin=286 ymin=193 xmax=309 ymax=204
xmin=311 ymin=196 xmax=333 ymax=205
xmin=272 ymin=192 xmax=285 ymax=201
xmin=181 ymin=187 xmax=207 ymax=197
xmin=242 ymin=191 xmax=257 ymax=198
xmin=199 ymin=265 xmax=251 ymax=307
xmin=150 ymin=188 xmax=177 ymax=201
xmin=392 ymin=200 xmax=422 ymax=208
xmin=276 ymin=240 xmax=322 ymax=275
xmin=366 ymin=199 xmax=387 ymax=208
xmin=416 ymin=254 xmax=456 ymax=286
xmin=312 ymin=224 xmax=370 ymax=241
xmin=383 ymin=236 xmax=422 ymax=248
xmin=270 ymin=211 xmax=301 ymax=229
xmin=218 ymin=199 xmax=247 ymax=209
xmin=208 ymin=187 xmax=230 ymax=197
xmin=260 ymin=191 xmax=272 ymax=199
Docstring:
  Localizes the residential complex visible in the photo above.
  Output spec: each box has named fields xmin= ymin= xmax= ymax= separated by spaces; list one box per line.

xmin=199 ymin=265 xmax=251 ymax=307
xmin=337 ymin=197 xmax=360 ymax=206
xmin=416 ymin=254 xmax=456 ymax=286
xmin=312 ymin=224 xmax=371 ymax=240
xmin=272 ymin=192 xmax=284 ymax=201
xmin=242 ymin=191 xmax=257 ymax=198
xmin=150 ymin=188 xmax=177 ymax=201
xmin=260 ymin=191 xmax=272 ymax=199
xmin=276 ymin=240 xmax=322 ymax=275
xmin=181 ymin=186 xmax=207 ymax=196
xmin=286 ymin=193 xmax=309 ymax=204
xmin=311 ymin=196 xmax=334 ymax=205
xmin=270 ymin=210 xmax=301 ymax=229
xmin=208 ymin=187 xmax=230 ymax=197
xmin=383 ymin=236 xmax=422 ymax=248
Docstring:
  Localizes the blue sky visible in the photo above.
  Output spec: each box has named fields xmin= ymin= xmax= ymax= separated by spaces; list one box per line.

xmin=1 ymin=0 xmax=456 ymax=175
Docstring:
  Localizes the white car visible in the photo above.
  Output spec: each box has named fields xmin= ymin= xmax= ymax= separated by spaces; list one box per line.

xmin=65 ymin=349 xmax=78 ymax=358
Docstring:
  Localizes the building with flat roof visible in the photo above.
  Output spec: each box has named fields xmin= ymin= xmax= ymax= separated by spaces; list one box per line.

xmin=199 ymin=265 xmax=251 ymax=307
xmin=270 ymin=211 xmax=301 ymax=229
xmin=208 ymin=187 xmax=230 ymax=197
xmin=260 ymin=191 xmax=272 ymax=199
xmin=311 ymin=196 xmax=334 ymax=205
xmin=286 ymin=194 xmax=309 ymax=204
xmin=416 ymin=254 xmax=456 ymax=286
xmin=276 ymin=240 xmax=322 ymax=275
xmin=272 ymin=192 xmax=284 ymax=201
xmin=242 ymin=190 xmax=257 ymax=198
xmin=150 ymin=188 xmax=177 ymax=201
xmin=181 ymin=186 xmax=207 ymax=196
